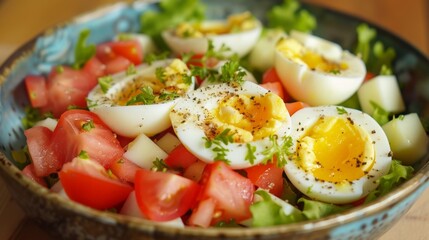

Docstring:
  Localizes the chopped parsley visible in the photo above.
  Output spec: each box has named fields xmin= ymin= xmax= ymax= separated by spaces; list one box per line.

xmin=261 ymin=135 xmax=293 ymax=168
xmin=126 ymin=86 xmax=156 ymax=105
xmin=145 ymin=51 xmax=170 ymax=65
xmin=245 ymin=143 xmax=257 ymax=165
xmin=56 ymin=65 xmax=64 ymax=74
xmin=82 ymin=120 xmax=95 ymax=131
xmin=78 ymin=150 xmax=90 ymax=159
xmin=126 ymin=64 xmax=137 ymax=76
xmin=370 ymin=101 xmax=390 ymax=125
xmin=336 ymin=106 xmax=348 ymax=115
xmin=203 ymin=128 xmax=234 ymax=164
xmin=73 ymin=29 xmax=96 ymax=69
xmin=159 ymin=91 xmax=180 ymax=101
xmin=155 ymin=67 xmax=167 ymax=83
xmin=98 ymin=75 xmax=113 ymax=94
xmin=151 ymin=158 xmax=169 ymax=172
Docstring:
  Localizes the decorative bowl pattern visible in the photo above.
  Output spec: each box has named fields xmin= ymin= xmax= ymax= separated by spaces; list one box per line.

xmin=1 ymin=0 xmax=429 ymax=239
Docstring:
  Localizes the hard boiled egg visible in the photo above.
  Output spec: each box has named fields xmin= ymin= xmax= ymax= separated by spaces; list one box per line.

xmin=170 ymin=81 xmax=291 ymax=169
xmin=284 ymin=106 xmax=392 ymax=204
xmin=162 ymin=12 xmax=262 ymax=57
xmin=275 ymin=31 xmax=366 ymax=106
xmin=87 ymin=59 xmax=194 ymax=137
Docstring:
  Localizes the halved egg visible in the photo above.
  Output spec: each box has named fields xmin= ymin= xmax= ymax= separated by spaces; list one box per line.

xmin=170 ymin=81 xmax=291 ymax=169
xmin=284 ymin=106 xmax=392 ymax=204
xmin=275 ymin=31 xmax=366 ymax=106
xmin=87 ymin=59 xmax=194 ymax=137
xmin=162 ymin=12 xmax=262 ymax=57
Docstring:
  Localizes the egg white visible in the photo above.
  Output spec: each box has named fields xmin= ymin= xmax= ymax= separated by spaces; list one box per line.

xmin=170 ymin=81 xmax=291 ymax=169
xmin=275 ymin=31 xmax=366 ymax=106
xmin=284 ymin=106 xmax=392 ymax=204
xmin=87 ymin=59 xmax=195 ymax=138
xmin=162 ymin=20 xmax=262 ymax=58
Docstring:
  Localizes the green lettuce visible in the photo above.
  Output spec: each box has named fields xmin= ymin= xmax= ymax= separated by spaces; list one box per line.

xmin=298 ymin=198 xmax=351 ymax=220
xmin=267 ymin=0 xmax=316 ymax=33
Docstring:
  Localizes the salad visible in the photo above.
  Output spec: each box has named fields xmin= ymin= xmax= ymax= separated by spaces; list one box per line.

xmin=17 ymin=0 xmax=428 ymax=228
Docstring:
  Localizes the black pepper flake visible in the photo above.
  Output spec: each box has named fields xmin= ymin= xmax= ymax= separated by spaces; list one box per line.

xmin=371 ymin=130 xmax=376 ymax=134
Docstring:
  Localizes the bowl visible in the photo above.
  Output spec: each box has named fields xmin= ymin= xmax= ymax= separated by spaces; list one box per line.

xmin=1 ymin=0 xmax=429 ymax=239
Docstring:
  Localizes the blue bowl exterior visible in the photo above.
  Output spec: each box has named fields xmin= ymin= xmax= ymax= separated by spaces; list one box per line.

xmin=1 ymin=1 xmax=429 ymax=239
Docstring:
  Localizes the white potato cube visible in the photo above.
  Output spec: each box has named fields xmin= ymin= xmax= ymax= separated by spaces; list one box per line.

xmin=357 ymin=75 xmax=405 ymax=115
xmin=124 ymin=133 xmax=168 ymax=169
xmin=155 ymin=132 xmax=181 ymax=154
xmin=382 ymin=113 xmax=428 ymax=165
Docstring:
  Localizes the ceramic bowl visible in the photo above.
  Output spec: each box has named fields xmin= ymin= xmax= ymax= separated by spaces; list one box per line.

xmin=1 ymin=1 xmax=429 ymax=239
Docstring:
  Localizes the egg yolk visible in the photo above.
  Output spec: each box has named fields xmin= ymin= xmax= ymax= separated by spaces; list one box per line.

xmin=276 ymin=38 xmax=347 ymax=73
xmin=206 ymin=92 xmax=288 ymax=143
xmin=175 ymin=12 xmax=257 ymax=37
xmin=115 ymin=59 xmax=191 ymax=106
xmin=296 ymin=116 xmax=375 ymax=183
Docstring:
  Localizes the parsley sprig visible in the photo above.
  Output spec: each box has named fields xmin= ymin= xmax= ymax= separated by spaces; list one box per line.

xmin=261 ymin=135 xmax=293 ymax=168
xmin=203 ymin=128 xmax=234 ymax=164
xmin=73 ymin=29 xmax=96 ymax=69
xmin=126 ymin=86 xmax=156 ymax=105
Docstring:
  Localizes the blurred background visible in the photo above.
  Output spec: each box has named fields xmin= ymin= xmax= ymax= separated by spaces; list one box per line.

xmin=0 ymin=0 xmax=428 ymax=239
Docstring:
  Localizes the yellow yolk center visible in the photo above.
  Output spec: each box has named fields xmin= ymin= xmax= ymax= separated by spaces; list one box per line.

xmin=296 ymin=116 xmax=375 ymax=183
xmin=276 ymin=38 xmax=348 ymax=73
xmin=207 ymin=92 xmax=288 ymax=143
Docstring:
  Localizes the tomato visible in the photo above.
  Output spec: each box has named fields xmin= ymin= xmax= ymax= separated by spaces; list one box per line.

xmin=181 ymin=53 xmax=219 ymax=68
xmin=263 ymin=67 xmax=293 ymax=102
xmin=198 ymin=162 xmax=254 ymax=223
xmin=164 ymin=144 xmax=199 ymax=169
xmin=44 ymin=67 xmax=97 ymax=117
xmin=286 ymin=101 xmax=309 ymax=116
xmin=364 ymin=72 xmax=376 ymax=81
xmin=109 ymin=157 xmax=142 ymax=183
xmin=83 ymin=56 xmax=106 ymax=78
xmin=59 ymin=156 xmax=133 ymax=210
xmin=260 ymin=81 xmax=285 ymax=101
xmin=24 ymin=75 xmax=48 ymax=108
xmin=22 ymin=163 xmax=47 ymax=187
xmin=96 ymin=40 xmax=143 ymax=66
xmin=110 ymin=40 xmax=143 ymax=65
xmin=187 ymin=198 xmax=216 ymax=228
xmin=105 ymin=56 xmax=132 ymax=75
xmin=245 ymin=161 xmax=284 ymax=197
xmin=134 ymin=169 xmax=200 ymax=221
xmin=50 ymin=110 xmax=124 ymax=168
xmin=24 ymin=126 xmax=60 ymax=177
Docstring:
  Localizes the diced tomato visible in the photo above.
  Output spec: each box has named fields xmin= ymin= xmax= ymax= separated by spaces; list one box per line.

xmin=105 ymin=56 xmax=132 ymax=75
xmin=260 ymin=81 xmax=285 ymax=101
xmin=59 ymin=157 xmax=133 ymax=210
xmin=181 ymin=53 xmax=219 ymax=68
xmin=44 ymin=67 xmax=97 ymax=117
xmin=198 ymin=162 xmax=254 ymax=223
xmin=134 ymin=169 xmax=200 ymax=221
xmin=22 ymin=163 xmax=47 ymax=187
xmin=110 ymin=40 xmax=143 ymax=65
xmin=83 ymin=56 xmax=106 ymax=78
xmin=286 ymin=101 xmax=309 ymax=116
xmin=364 ymin=72 xmax=376 ymax=81
xmin=24 ymin=126 xmax=60 ymax=177
xmin=245 ymin=161 xmax=284 ymax=197
xmin=116 ymin=134 xmax=135 ymax=148
xmin=109 ymin=157 xmax=142 ymax=183
xmin=164 ymin=144 xmax=199 ymax=169
xmin=24 ymin=75 xmax=48 ymax=108
xmin=50 ymin=110 xmax=124 ymax=168
xmin=187 ymin=198 xmax=216 ymax=228
xmin=262 ymin=67 xmax=292 ymax=102
xmin=183 ymin=160 xmax=207 ymax=182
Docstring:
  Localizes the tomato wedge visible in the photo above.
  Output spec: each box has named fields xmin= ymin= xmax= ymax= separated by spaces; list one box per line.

xmin=262 ymin=67 xmax=292 ymax=102
xmin=164 ymin=144 xmax=199 ymax=169
xmin=59 ymin=156 xmax=133 ymax=210
xmin=134 ymin=169 xmax=200 ymax=221
xmin=197 ymin=162 xmax=254 ymax=223
xmin=50 ymin=110 xmax=124 ymax=168
xmin=24 ymin=75 xmax=48 ymax=108
xmin=245 ymin=161 xmax=284 ymax=197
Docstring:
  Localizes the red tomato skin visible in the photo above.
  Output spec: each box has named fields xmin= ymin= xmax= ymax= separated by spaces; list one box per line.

xmin=364 ymin=72 xmax=376 ymax=81
xmin=59 ymin=158 xmax=133 ymax=210
xmin=263 ymin=67 xmax=293 ymax=102
xmin=44 ymin=67 xmax=97 ymax=117
xmin=245 ymin=162 xmax=284 ymax=197
xmin=25 ymin=75 xmax=48 ymax=108
xmin=24 ymin=126 xmax=61 ymax=177
xmin=110 ymin=40 xmax=143 ymax=65
xmin=105 ymin=56 xmax=132 ymax=75
xmin=134 ymin=169 xmax=200 ymax=221
xmin=83 ymin=56 xmax=106 ymax=78
xmin=22 ymin=164 xmax=48 ymax=187
xmin=109 ymin=157 xmax=142 ymax=183
xmin=164 ymin=144 xmax=199 ymax=169
xmin=96 ymin=43 xmax=117 ymax=64
xmin=199 ymin=162 xmax=254 ymax=223
xmin=50 ymin=110 xmax=124 ymax=168
xmin=259 ymin=81 xmax=285 ymax=101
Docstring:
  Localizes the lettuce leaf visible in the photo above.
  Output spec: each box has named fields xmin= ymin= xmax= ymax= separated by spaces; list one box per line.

xmin=267 ymin=0 xmax=316 ymax=33
xmin=365 ymin=160 xmax=414 ymax=203
xmin=73 ymin=29 xmax=96 ymax=69
xmin=298 ymin=198 xmax=351 ymax=220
